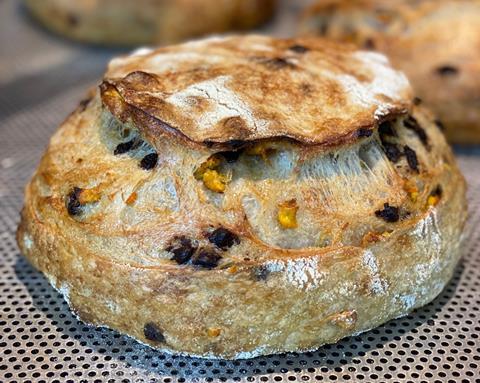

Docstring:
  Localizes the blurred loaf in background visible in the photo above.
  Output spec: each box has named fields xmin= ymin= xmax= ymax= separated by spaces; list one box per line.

xmin=300 ymin=0 xmax=480 ymax=144
xmin=24 ymin=0 xmax=277 ymax=46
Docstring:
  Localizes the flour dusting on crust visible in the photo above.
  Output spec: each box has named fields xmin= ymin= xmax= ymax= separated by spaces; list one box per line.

xmin=266 ymin=257 xmax=324 ymax=291
xmin=166 ymin=75 xmax=269 ymax=134
xmin=362 ymin=250 xmax=388 ymax=295
xmin=412 ymin=208 xmax=443 ymax=255
xmin=335 ymin=51 xmax=410 ymax=119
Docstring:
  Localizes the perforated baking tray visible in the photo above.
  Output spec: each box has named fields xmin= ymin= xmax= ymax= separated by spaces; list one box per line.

xmin=1 ymin=1 xmax=479 ymax=382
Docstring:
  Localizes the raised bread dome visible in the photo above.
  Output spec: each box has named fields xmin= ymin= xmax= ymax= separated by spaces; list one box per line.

xmin=24 ymin=0 xmax=276 ymax=46
xmin=17 ymin=35 xmax=466 ymax=359
xmin=300 ymin=0 xmax=480 ymax=144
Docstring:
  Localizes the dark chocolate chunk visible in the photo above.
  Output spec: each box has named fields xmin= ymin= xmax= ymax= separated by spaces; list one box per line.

xmin=167 ymin=237 xmax=197 ymax=265
xmin=207 ymin=228 xmax=240 ymax=250
xmin=143 ymin=322 xmax=165 ymax=343
xmin=139 ymin=153 xmax=158 ymax=170
xmin=357 ymin=128 xmax=373 ymax=138
xmin=404 ymin=116 xmax=429 ymax=147
xmin=114 ymin=139 xmax=136 ymax=155
xmin=66 ymin=187 xmax=82 ymax=216
xmin=289 ymin=44 xmax=309 ymax=53
xmin=404 ymin=145 xmax=419 ymax=172
xmin=383 ymin=142 xmax=402 ymax=163
xmin=378 ymin=120 xmax=396 ymax=138
xmin=435 ymin=65 xmax=459 ymax=76
xmin=375 ymin=203 xmax=400 ymax=223
xmin=434 ymin=119 xmax=445 ymax=131
xmin=218 ymin=150 xmax=242 ymax=163
xmin=191 ymin=249 xmax=222 ymax=269
xmin=413 ymin=97 xmax=422 ymax=106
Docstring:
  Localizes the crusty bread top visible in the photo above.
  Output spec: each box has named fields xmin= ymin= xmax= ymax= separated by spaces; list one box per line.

xmin=101 ymin=35 xmax=412 ymax=150
xmin=300 ymin=1 xmax=480 ymax=103
xmin=300 ymin=0 xmax=480 ymax=144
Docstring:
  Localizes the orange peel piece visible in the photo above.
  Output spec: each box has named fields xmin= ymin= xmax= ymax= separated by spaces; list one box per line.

xmin=207 ymin=328 xmax=221 ymax=337
xmin=427 ymin=195 xmax=440 ymax=207
xmin=126 ymin=192 xmax=137 ymax=205
xmin=277 ymin=199 xmax=298 ymax=229
xmin=194 ymin=155 xmax=222 ymax=180
xmin=403 ymin=180 xmax=419 ymax=202
xmin=202 ymin=169 xmax=227 ymax=193
xmin=78 ymin=188 xmax=101 ymax=204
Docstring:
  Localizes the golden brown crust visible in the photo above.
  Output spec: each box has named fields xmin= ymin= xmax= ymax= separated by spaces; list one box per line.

xmin=24 ymin=0 xmax=276 ymax=46
xmin=300 ymin=0 xmax=480 ymax=144
xmin=17 ymin=35 xmax=466 ymax=359
xmin=101 ymin=35 xmax=412 ymax=149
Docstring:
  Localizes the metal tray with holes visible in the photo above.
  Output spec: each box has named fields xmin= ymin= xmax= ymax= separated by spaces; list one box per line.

xmin=1 ymin=0 xmax=479 ymax=382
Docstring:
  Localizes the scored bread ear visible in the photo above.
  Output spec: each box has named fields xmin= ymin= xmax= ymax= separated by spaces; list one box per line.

xmin=101 ymin=35 xmax=412 ymax=149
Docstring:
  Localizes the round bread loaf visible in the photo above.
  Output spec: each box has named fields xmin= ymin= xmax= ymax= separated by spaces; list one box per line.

xmin=300 ymin=0 xmax=480 ymax=144
xmin=24 ymin=0 xmax=276 ymax=46
xmin=17 ymin=35 xmax=467 ymax=359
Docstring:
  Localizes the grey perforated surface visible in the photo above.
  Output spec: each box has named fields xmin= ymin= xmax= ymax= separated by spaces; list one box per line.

xmin=1 ymin=1 xmax=480 ymax=382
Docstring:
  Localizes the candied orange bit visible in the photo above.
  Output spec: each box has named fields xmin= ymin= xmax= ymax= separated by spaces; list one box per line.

xmin=409 ymin=191 xmax=419 ymax=202
xmin=362 ymin=231 xmax=391 ymax=246
xmin=362 ymin=231 xmax=381 ymax=246
xmin=227 ymin=265 xmax=238 ymax=274
xmin=202 ymin=169 xmax=227 ymax=193
xmin=78 ymin=188 xmax=101 ymax=204
xmin=193 ymin=155 xmax=229 ymax=193
xmin=404 ymin=180 xmax=416 ymax=192
xmin=277 ymin=199 xmax=298 ymax=229
xmin=403 ymin=180 xmax=420 ymax=202
xmin=403 ymin=180 xmax=419 ymax=202
xmin=126 ymin=192 xmax=137 ymax=205
xmin=194 ymin=155 xmax=222 ymax=180
xmin=427 ymin=195 xmax=440 ymax=207
xmin=207 ymin=328 xmax=221 ymax=337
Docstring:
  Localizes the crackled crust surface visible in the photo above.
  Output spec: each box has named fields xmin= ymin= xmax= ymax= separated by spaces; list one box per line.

xmin=17 ymin=35 xmax=466 ymax=359
xmin=25 ymin=0 xmax=276 ymax=46
xmin=300 ymin=0 xmax=480 ymax=144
